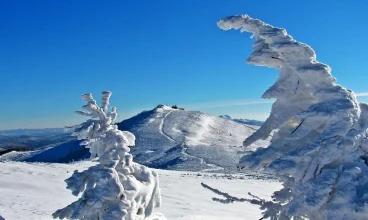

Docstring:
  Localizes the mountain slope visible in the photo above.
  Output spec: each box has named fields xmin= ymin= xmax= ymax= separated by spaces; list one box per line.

xmin=1 ymin=106 xmax=270 ymax=171
xmin=118 ymin=105 xmax=269 ymax=171
xmin=0 ymin=140 xmax=89 ymax=163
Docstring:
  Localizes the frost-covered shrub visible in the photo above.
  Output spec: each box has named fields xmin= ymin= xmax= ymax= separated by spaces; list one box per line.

xmin=53 ymin=91 xmax=164 ymax=220
xmin=210 ymin=15 xmax=368 ymax=219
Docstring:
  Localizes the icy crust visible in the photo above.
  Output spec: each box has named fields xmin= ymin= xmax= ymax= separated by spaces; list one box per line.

xmin=53 ymin=92 xmax=163 ymax=220
xmin=218 ymin=15 xmax=368 ymax=219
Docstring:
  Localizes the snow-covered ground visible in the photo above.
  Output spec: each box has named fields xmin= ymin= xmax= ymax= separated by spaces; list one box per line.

xmin=0 ymin=161 xmax=281 ymax=220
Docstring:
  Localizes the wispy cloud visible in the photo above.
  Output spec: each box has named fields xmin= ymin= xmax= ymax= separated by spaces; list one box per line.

xmin=185 ymin=99 xmax=275 ymax=110
xmin=356 ymin=92 xmax=368 ymax=97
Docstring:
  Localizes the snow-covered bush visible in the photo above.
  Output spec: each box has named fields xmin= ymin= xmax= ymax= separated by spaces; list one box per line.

xmin=53 ymin=91 xmax=163 ymax=220
xmin=207 ymin=15 xmax=368 ymax=219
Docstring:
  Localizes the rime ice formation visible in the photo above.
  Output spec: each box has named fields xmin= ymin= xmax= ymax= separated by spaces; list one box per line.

xmin=53 ymin=92 xmax=163 ymax=220
xmin=218 ymin=15 xmax=368 ymax=219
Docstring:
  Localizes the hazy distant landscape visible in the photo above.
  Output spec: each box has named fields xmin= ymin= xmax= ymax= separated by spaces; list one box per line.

xmin=0 ymin=128 xmax=72 ymax=155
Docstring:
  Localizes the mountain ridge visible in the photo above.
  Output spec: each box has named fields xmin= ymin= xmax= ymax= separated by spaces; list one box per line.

xmin=1 ymin=105 xmax=270 ymax=172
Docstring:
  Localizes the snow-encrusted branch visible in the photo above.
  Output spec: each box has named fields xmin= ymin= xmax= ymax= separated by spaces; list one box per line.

xmin=201 ymin=182 xmax=258 ymax=204
xmin=201 ymin=182 xmax=284 ymax=220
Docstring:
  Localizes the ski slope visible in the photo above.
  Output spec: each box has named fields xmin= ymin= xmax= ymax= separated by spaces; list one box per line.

xmin=0 ymin=161 xmax=281 ymax=220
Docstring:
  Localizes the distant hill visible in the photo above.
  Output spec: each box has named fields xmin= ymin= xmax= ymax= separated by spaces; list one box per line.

xmin=0 ymin=128 xmax=65 ymax=136
xmin=219 ymin=115 xmax=264 ymax=126
xmin=0 ymin=128 xmax=74 ymax=156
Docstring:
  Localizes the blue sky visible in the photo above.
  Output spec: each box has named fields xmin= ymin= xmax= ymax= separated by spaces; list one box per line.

xmin=1 ymin=0 xmax=368 ymax=129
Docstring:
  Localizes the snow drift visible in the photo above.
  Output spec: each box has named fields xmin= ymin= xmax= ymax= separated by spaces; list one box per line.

xmin=217 ymin=14 xmax=368 ymax=219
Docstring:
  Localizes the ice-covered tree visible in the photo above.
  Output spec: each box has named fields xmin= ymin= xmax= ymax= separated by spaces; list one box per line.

xmin=53 ymin=91 xmax=164 ymax=220
xmin=204 ymin=15 xmax=368 ymax=219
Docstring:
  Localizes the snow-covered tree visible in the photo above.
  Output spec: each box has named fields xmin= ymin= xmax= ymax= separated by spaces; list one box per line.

xmin=53 ymin=91 xmax=164 ymax=220
xmin=205 ymin=15 xmax=368 ymax=219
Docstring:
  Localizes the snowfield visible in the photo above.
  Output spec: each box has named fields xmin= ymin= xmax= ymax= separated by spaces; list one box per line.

xmin=0 ymin=161 xmax=281 ymax=220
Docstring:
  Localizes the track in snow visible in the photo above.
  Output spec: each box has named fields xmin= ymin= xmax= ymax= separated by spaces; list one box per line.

xmin=158 ymin=110 xmax=176 ymax=142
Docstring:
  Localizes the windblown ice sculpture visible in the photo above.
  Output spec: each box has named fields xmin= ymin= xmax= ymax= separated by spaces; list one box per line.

xmin=218 ymin=15 xmax=368 ymax=219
